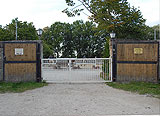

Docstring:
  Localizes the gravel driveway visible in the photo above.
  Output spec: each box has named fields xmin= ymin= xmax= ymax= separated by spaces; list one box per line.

xmin=0 ymin=83 xmax=159 ymax=116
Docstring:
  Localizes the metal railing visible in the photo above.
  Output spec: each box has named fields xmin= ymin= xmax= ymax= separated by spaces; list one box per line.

xmin=42 ymin=58 xmax=112 ymax=83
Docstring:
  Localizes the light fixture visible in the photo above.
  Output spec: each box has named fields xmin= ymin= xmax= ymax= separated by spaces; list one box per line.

xmin=37 ymin=28 xmax=43 ymax=36
xmin=110 ymin=32 xmax=116 ymax=39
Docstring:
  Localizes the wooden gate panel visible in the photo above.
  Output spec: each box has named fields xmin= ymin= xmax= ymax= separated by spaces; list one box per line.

xmin=117 ymin=43 xmax=158 ymax=61
xmin=5 ymin=63 xmax=36 ymax=82
xmin=4 ymin=43 xmax=36 ymax=61
xmin=115 ymin=41 xmax=159 ymax=82
xmin=117 ymin=63 xmax=157 ymax=82
xmin=3 ymin=41 xmax=42 ymax=82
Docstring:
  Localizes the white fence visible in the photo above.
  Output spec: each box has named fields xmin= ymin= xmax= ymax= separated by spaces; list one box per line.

xmin=42 ymin=58 xmax=112 ymax=83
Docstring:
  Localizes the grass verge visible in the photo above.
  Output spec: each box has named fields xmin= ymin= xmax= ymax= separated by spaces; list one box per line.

xmin=0 ymin=82 xmax=48 ymax=93
xmin=106 ymin=82 xmax=160 ymax=98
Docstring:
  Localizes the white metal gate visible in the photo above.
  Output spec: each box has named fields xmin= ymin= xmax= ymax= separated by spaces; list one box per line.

xmin=42 ymin=58 xmax=112 ymax=83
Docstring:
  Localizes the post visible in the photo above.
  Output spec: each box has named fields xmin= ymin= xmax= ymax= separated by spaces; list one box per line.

xmin=95 ymin=57 xmax=97 ymax=68
xmin=110 ymin=57 xmax=112 ymax=82
xmin=69 ymin=59 xmax=71 ymax=71
xmin=154 ymin=29 xmax=156 ymax=40
xmin=111 ymin=38 xmax=116 ymax=81
xmin=159 ymin=24 xmax=160 ymax=39
xmin=15 ymin=18 xmax=18 ymax=40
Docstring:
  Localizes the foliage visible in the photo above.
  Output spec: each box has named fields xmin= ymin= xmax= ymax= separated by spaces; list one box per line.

xmin=107 ymin=82 xmax=160 ymax=98
xmin=41 ymin=22 xmax=65 ymax=58
xmin=0 ymin=18 xmax=38 ymax=41
xmin=64 ymin=0 xmax=148 ymax=39
xmin=41 ymin=20 xmax=107 ymax=58
xmin=0 ymin=18 xmax=110 ymax=58
xmin=43 ymin=42 xmax=53 ymax=58
xmin=103 ymin=38 xmax=110 ymax=58
xmin=0 ymin=25 xmax=14 ymax=41
xmin=61 ymin=23 xmax=75 ymax=58
xmin=141 ymin=24 xmax=160 ymax=40
xmin=72 ymin=20 xmax=106 ymax=57
xmin=0 ymin=82 xmax=48 ymax=93
xmin=151 ymin=24 xmax=160 ymax=40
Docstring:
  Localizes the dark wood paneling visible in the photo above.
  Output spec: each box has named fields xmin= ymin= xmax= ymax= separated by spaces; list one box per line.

xmin=4 ymin=43 xmax=36 ymax=61
xmin=0 ymin=48 xmax=3 ymax=81
xmin=117 ymin=63 xmax=157 ymax=82
xmin=5 ymin=63 xmax=36 ymax=82
xmin=0 ymin=41 xmax=42 ymax=82
xmin=115 ymin=41 xmax=159 ymax=83
xmin=117 ymin=43 xmax=158 ymax=62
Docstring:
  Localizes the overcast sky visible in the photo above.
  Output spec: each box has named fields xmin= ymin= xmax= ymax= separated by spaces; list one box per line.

xmin=0 ymin=0 xmax=159 ymax=29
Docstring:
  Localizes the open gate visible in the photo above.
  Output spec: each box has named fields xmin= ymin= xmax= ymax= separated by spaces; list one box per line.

xmin=42 ymin=58 xmax=112 ymax=83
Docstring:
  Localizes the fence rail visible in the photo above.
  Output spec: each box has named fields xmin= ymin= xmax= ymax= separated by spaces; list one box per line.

xmin=42 ymin=58 xmax=112 ymax=83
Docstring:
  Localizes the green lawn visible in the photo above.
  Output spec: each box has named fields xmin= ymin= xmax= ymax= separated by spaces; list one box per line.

xmin=0 ymin=82 xmax=48 ymax=93
xmin=107 ymin=82 xmax=160 ymax=98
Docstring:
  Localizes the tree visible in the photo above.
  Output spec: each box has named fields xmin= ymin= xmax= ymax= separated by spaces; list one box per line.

xmin=0 ymin=25 xmax=15 ymax=41
xmin=71 ymin=20 xmax=106 ymax=58
xmin=0 ymin=18 xmax=38 ymax=41
xmin=43 ymin=42 xmax=53 ymax=58
xmin=41 ymin=20 xmax=107 ymax=58
xmin=63 ymin=0 xmax=147 ymax=39
xmin=41 ymin=22 xmax=66 ymax=58
xmin=152 ymin=24 xmax=160 ymax=40
xmin=42 ymin=22 xmax=78 ymax=58
xmin=61 ymin=23 xmax=75 ymax=58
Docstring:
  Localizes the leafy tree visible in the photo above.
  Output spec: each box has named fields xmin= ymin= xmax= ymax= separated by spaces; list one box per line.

xmin=63 ymin=0 xmax=147 ymax=39
xmin=152 ymin=24 xmax=160 ymax=40
xmin=42 ymin=20 xmax=106 ymax=58
xmin=0 ymin=25 xmax=15 ymax=41
xmin=43 ymin=42 xmax=53 ymax=58
xmin=61 ymin=23 xmax=75 ymax=58
xmin=0 ymin=18 xmax=38 ymax=41
xmin=69 ymin=20 xmax=106 ymax=58
xmin=41 ymin=22 xmax=65 ymax=58
xmin=41 ymin=22 xmax=75 ymax=58
xmin=137 ymin=24 xmax=160 ymax=40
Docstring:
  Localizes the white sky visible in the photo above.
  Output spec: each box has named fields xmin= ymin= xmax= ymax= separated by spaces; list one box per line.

xmin=0 ymin=0 xmax=159 ymax=29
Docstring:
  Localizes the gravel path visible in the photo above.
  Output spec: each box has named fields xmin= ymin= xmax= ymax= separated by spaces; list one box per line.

xmin=0 ymin=83 xmax=159 ymax=116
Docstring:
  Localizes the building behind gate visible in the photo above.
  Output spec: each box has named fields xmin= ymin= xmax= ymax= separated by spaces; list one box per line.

xmin=0 ymin=40 xmax=42 ymax=82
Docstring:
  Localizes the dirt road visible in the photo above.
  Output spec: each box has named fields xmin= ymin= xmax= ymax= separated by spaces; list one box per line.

xmin=0 ymin=83 xmax=159 ymax=116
